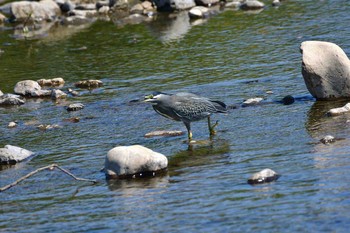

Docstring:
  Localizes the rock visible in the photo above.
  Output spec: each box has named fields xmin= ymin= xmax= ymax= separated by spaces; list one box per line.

xmin=0 ymin=94 xmax=25 ymax=105
xmin=0 ymin=145 xmax=35 ymax=165
xmin=300 ymin=41 xmax=350 ymax=100
xmin=225 ymin=1 xmax=241 ymax=8
xmin=0 ymin=90 xmax=3 ymax=96
xmin=189 ymin=6 xmax=210 ymax=19
xmin=153 ymin=0 xmax=196 ymax=11
xmin=144 ymin=130 xmax=184 ymax=138
xmin=326 ymin=103 xmax=350 ymax=116
xmin=37 ymin=77 xmax=65 ymax=86
xmin=66 ymin=103 xmax=84 ymax=111
xmin=247 ymin=168 xmax=280 ymax=185
xmin=63 ymin=117 xmax=80 ymax=123
xmin=10 ymin=0 xmax=61 ymax=22
xmin=242 ymin=97 xmax=264 ymax=107
xmin=62 ymin=15 xmax=94 ymax=25
xmin=104 ymin=145 xmax=168 ymax=179
xmin=14 ymin=80 xmax=41 ymax=96
xmin=130 ymin=3 xmax=143 ymax=14
xmin=57 ymin=0 xmax=75 ymax=13
xmin=8 ymin=122 xmax=17 ymax=128
xmin=30 ymin=89 xmax=52 ymax=97
xmin=75 ymin=3 xmax=96 ymax=10
xmin=74 ymin=79 xmax=103 ymax=88
xmin=282 ymin=95 xmax=295 ymax=105
xmin=51 ymin=89 xmax=67 ymax=99
xmin=98 ymin=5 xmax=110 ymax=14
xmin=37 ymin=124 xmax=60 ymax=130
xmin=70 ymin=9 xmax=98 ymax=17
xmin=67 ymin=88 xmax=79 ymax=96
xmin=195 ymin=0 xmax=220 ymax=7
xmin=320 ymin=135 xmax=335 ymax=144
xmin=272 ymin=0 xmax=281 ymax=7
xmin=240 ymin=0 xmax=265 ymax=10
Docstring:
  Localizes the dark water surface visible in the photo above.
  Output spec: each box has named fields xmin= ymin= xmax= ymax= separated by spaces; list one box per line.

xmin=1 ymin=1 xmax=350 ymax=232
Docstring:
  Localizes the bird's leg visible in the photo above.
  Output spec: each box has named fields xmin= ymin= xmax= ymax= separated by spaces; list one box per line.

xmin=184 ymin=121 xmax=193 ymax=142
xmin=208 ymin=116 xmax=219 ymax=136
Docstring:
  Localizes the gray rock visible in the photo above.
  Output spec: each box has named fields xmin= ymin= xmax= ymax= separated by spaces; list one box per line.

xmin=242 ymin=97 xmax=264 ymax=107
xmin=240 ymin=0 xmax=265 ymax=10
xmin=248 ymin=168 xmax=280 ymax=184
xmin=14 ymin=80 xmax=41 ymax=96
xmin=153 ymin=0 xmax=195 ymax=11
xmin=66 ymin=103 xmax=84 ymax=111
xmin=189 ymin=6 xmax=210 ymax=19
xmin=51 ymin=89 xmax=67 ymax=99
xmin=104 ymin=145 xmax=168 ymax=179
xmin=62 ymin=15 xmax=94 ymax=25
xmin=0 ymin=94 xmax=25 ymax=105
xmin=144 ymin=130 xmax=184 ymax=137
xmin=320 ymin=135 xmax=335 ymax=144
xmin=9 ymin=0 xmax=61 ymax=22
xmin=326 ymin=103 xmax=350 ymax=116
xmin=301 ymin=41 xmax=350 ymax=100
xmin=0 ymin=145 xmax=35 ymax=165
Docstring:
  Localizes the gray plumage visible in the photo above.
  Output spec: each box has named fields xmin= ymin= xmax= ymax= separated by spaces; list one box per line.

xmin=144 ymin=92 xmax=227 ymax=141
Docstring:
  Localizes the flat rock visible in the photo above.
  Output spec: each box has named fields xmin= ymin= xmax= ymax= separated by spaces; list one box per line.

xmin=326 ymin=103 xmax=350 ymax=116
xmin=144 ymin=130 xmax=184 ymax=138
xmin=242 ymin=97 xmax=264 ymax=107
xmin=104 ymin=145 xmax=168 ymax=179
xmin=74 ymin=79 xmax=103 ymax=88
xmin=0 ymin=94 xmax=25 ymax=105
xmin=37 ymin=77 xmax=65 ymax=86
xmin=240 ymin=0 xmax=265 ymax=10
xmin=0 ymin=145 xmax=35 ymax=165
xmin=301 ymin=41 xmax=350 ymax=100
xmin=248 ymin=168 xmax=280 ymax=184
xmin=66 ymin=103 xmax=85 ymax=111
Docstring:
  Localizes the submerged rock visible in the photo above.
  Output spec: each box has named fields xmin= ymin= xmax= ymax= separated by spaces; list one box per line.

xmin=74 ymin=79 xmax=103 ymax=88
xmin=281 ymin=95 xmax=295 ymax=105
xmin=144 ymin=130 xmax=184 ymax=138
xmin=326 ymin=103 xmax=350 ymax=116
xmin=0 ymin=145 xmax=35 ymax=165
xmin=0 ymin=94 xmax=25 ymax=106
xmin=320 ymin=135 xmax=335 ymax=144
xmin=104 ymin=145 xmax=168 ymax=179
xmin=248 ymin=168 xmax=280 ymax=185
xmin=301 ymin=41 xmax=350 ymax=100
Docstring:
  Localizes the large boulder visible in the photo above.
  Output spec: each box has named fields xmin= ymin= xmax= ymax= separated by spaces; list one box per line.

xmin=301 ymin=41 xmax=350 ymax=100
xmin=0 ymin=145 xmax=35 ymax=164
xmin=8 ymin=0 xmax=61 ymax=22
xmin=104 ymin=145 xmax=168 ymax=179
xmin=0 ymin=94 xmax=25 ymax=105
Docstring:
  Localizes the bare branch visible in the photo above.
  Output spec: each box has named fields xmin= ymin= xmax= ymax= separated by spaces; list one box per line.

xmin=0 ymin=164 xmax=97 ymax=192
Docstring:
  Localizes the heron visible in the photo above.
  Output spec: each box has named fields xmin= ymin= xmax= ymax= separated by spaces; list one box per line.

xmin=144 ymin=92 xmax=227 ymax=141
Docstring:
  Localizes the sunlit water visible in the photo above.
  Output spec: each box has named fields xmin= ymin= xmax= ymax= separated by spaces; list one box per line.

xmin=1 ymin=1 xmax=350 ymax=232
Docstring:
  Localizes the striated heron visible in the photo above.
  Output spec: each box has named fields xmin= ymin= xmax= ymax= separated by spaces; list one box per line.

xmin=144 ymin=92 xmax=227 ymax=141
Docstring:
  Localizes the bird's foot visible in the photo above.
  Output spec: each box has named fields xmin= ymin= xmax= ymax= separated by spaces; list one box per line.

xmin=209 ymin=120 xmax=219 ymax=136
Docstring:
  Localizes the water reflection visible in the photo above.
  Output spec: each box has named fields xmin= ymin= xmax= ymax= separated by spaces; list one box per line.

xmin=107 ymin=175 xmax=169 ymax=193
xmin=305 ymin=100 xmax=350 ymax=139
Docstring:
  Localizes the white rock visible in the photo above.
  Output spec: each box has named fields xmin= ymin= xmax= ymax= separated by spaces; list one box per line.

xmin=8 ymin=122 xmax=17 ymax=128
xmin=104 ymin=145 xmax=168 ymax=178
xmin=242 ymin=97 xmax=264 ymax=107
xmin=301 ymin=41 xmax=350 ymax=100
xmin=248 ymin=168 xmax=280 ymax=184
xmin=10 ymin=0 xmax=61 ymax=21
xmin=0 ymin=145 xmax=35 ymax=164
xmin=326 ymin=103 xmax=350 ymax=116
xmin=0 ymin=94 xmax=25 ymax=105
xmin=51 ymin=89 xmax=67 ymax=99
xmin=0 ymin=90 xmax=3 ymax=96
xmin=189 ymin=6 xmax=210 ymax=19
xmin=240 ymin=0 xmax=265 ymax=10
xmin=14 ymin=80 xmax=41 ymax=95
xmin=320 ymin=135 xmax=335 ymax=144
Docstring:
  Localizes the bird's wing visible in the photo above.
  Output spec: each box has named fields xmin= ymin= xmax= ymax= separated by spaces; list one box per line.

xmin=172 ymin=96 xmax=217 ymax=121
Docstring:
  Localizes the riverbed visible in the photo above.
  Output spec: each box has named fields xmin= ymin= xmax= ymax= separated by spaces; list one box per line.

xmin=1 ymin=1 xmax=350 ymax=232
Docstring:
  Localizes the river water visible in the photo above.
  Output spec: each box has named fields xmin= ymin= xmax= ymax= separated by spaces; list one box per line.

xmin=1 ymin=1 xmax=350 ymax=232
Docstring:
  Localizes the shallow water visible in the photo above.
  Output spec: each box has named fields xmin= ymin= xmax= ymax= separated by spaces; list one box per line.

xmin=1 ymin=1 xmax=350 ymax=232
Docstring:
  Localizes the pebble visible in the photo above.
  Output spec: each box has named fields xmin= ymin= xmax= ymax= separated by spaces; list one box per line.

xmin=320 ymin=135 xmax=335 ymax=144
xmin=8 ymin=122 xmax=17 ymax=128
xmin=66 ymin=103 xmax=85 ymax=111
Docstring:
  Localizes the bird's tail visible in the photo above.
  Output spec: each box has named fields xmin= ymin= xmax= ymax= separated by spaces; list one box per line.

xmin=211 ymin=100 xmax=228 ymax=113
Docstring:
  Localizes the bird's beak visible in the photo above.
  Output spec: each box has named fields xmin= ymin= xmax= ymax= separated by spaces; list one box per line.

xmin=144 ymin=94 xmax=154 ymax=102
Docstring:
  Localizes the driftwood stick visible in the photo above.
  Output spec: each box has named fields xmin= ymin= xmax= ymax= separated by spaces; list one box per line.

xmin=0 ymin=164 xmax=97 ymax=192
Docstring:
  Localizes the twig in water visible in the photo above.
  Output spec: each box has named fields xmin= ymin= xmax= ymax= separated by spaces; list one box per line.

xmin=0 ymin=164 xmax=97 ymax=192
